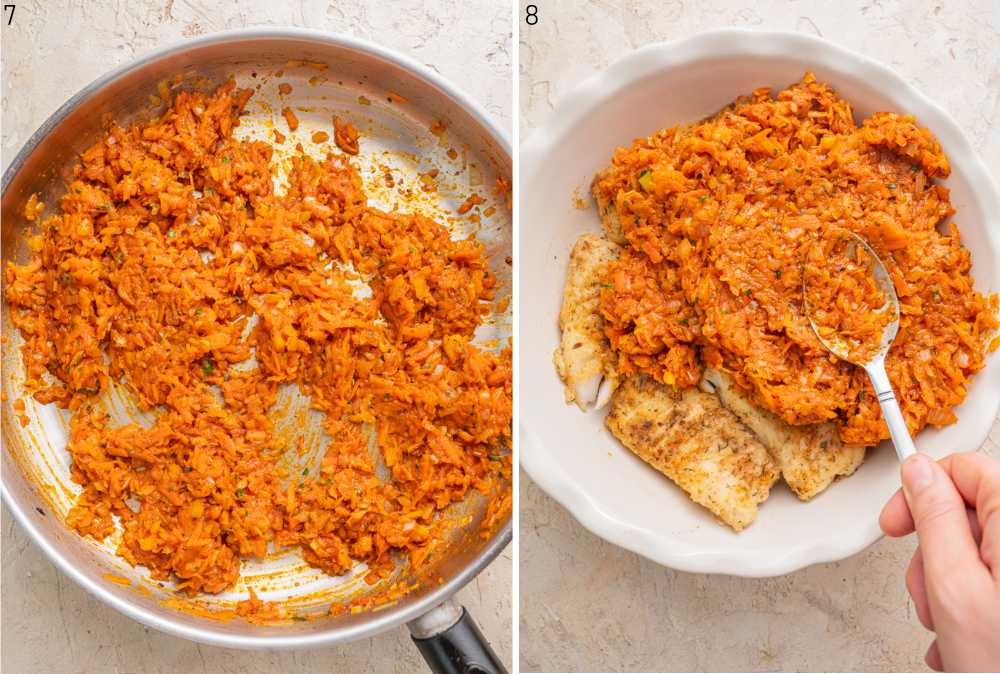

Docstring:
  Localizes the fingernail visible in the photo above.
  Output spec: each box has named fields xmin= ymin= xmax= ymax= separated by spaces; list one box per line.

xmin=901 ymin=454 xmax=934 ymax=495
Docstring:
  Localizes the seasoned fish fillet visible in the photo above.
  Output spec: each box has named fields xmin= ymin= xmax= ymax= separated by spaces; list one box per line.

xmin=591 ymin=187 xmax=626 ymax=244
xmin=606 ymin=375 xmax=779 ymax=531
xmin=554 ymin=234 xmax=621 ymax=410
xmin=700 ymin=368 xmax=867 ymax=501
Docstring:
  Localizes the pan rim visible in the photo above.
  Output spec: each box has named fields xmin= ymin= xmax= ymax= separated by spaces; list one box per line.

xmin=1 ymin=26 xmax=512 ymax=650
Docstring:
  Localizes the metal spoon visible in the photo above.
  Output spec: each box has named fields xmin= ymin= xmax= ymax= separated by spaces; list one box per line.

xmin=802 ymin=230 xmax=917 ymax=461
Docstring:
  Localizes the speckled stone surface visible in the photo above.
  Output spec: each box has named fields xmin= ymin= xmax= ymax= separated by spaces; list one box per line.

xmin=0 ymin=2 xmax=511 ymax=673
xmin=518 ymin=1 xmax=1000 ymax=671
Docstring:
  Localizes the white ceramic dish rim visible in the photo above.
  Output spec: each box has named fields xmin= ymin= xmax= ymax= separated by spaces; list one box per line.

xmin=519 ymin=28 xmax=1000 ymax=577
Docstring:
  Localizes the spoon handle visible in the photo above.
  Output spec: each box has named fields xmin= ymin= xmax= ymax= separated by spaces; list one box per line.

xmin=865 ymin=358 xmax=917 ymax=461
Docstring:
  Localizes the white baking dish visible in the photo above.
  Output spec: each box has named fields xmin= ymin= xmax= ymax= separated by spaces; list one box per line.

xmin=519 ymin=29 xmax=1000 ymax=576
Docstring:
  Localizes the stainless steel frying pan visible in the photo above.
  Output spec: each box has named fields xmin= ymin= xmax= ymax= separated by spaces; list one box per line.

xmin=1 ymin=28 xmax=512 ymax=672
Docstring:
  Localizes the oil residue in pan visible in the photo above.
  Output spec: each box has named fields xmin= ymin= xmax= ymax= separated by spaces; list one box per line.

xmin=1 ymin=60 xmax=512 ymax=623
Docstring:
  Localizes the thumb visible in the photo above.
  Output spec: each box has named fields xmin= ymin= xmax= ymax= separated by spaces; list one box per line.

xmin=901 ymin=453 xmax=980 ymax=579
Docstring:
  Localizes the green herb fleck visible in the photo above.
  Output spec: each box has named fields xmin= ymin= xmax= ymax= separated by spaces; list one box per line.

xmin=600 ymin=282 xmax=613 ymax=289
xmin=699 ymin=195 xmax=709 ymax=203
xmin=167 ymin=230 xmax=177 ymax=238
xmin=301 ymin=467 xmax=309 ymax=476
xmin=236 ymin=488 xmax=245 ymax=500
xmin=677 ymin=317 xmax=689 ymax=326
xmin=201 ymin=358 xmax=215 ymax=375
xmin=99 ymin=203 xmax=111 ymax=210
xmin=744 ymin=289 xmax=753 ymax=298
xmin=774 ymin=268 xmax=782 ymax=279
xmin=355 ymin=487 xmax=362 ymax=495
xmin=911 ymin=164 xmax=921 ymax=172
xmin=183 ymin=466 xmax=193 ymax=473
xmin=291 ymin=615 xmax=307 ymax=622
xmin=222 ymin=156 xmax=232 ymax=164
xmin=638 ymin=170 xmax=653 ymax=192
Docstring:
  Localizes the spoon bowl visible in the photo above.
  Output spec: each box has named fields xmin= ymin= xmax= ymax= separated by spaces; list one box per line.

xmin=802 ymin=230 xmax=917 ymax=461
xmin=803 ymin=230 xmax=900 ymax=365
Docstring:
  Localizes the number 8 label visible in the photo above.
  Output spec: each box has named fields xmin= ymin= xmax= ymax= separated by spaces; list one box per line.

xmin=526 ymin=4 xmax=538 ymax=25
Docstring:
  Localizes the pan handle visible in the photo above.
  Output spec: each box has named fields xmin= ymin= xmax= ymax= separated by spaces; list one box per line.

xmin=408 ymin=599 xmax=507 ymax=674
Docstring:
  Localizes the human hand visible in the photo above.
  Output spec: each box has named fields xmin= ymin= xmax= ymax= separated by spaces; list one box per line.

xmin=879 ymin=452 xmax=1000 ymax=672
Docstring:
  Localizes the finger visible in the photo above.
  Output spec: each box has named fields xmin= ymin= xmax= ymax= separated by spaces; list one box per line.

xmin=879 ymin=487 xmax=914 ymax=537
xmin=925 ymin=640 xmax=943 ymax=672
xmin=966 ymin=506 xmax=982 ymax=544
xmin=900 ymin=454 xmax=982 ymax=580
xmin=905 ymin=548 xmax=932 ymax=630
xmin=879 ymin=454 xmax=996 ymax=538
xmin=880 ymin=475 xmax=988 ymax=541
xmin=936 ymin=452 xmax=1000 ymax=507
xmin=937 ymin=453 xmax=1000 ymax=575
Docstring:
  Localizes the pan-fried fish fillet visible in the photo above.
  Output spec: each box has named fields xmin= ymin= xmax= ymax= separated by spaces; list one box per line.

xmin=592 ymin=187 xmax=626 ymax=244
xmin=553 ymin=234 xmax=621 ymax=410
xmin=700 ymin=368 xmax=867 ymax=500
xmin=606 ymin=376 xmax=779 ymax=531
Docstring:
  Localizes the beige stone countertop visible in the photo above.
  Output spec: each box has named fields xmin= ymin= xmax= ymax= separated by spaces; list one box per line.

xmin=0 ymin=2 xmax=512 ymax=673
xmin=519 ymin=0 xmax=999 ymax=671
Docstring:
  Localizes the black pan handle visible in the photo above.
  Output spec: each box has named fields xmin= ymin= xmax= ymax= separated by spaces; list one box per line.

xmin=408 ymin=599 xmax=507 ymax=674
